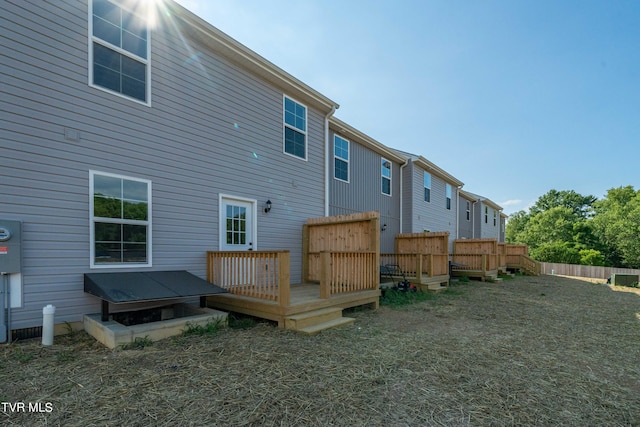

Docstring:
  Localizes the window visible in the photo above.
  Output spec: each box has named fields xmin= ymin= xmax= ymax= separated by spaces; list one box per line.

xmin=423 ymin=172 xmax=431 ymax=202
xmin=466 ymin=201 xmax=471 ymax=221
xmin=494 ymin=210 xmax=497 ymax=226
xmin=446 ymin=184 xmax=452 ymax=210
xmin=381 ymin=158 xmax=391 ymax=195
xmin=485 ymin=206 xmax=489 ymax=224
xmin=90 ymin=0 xmax=149 ymax=103
xmin=334 ymin=135 xmax=349 ymax=182
xmin=283 ymin=96 xmax=307 ymax=159
xmin=90 ymin=171 xmax=151 ymax=267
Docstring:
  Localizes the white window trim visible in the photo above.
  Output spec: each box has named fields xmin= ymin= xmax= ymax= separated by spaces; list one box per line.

xmin=381 ymin=157 xmax=392 ymax=197
xmin=424 ymin=171 xmax=431 ymax=203
xmin=466 ymin=201 xmax=471 ymax=221
xmin=218 ymin=194 xmax=258 ymax=250
xmin=88 ymin=0 xmax=152 ymax=106
xmin=89 ymin=170 xmax=152 ymax=269
xmin=282 ymin=95 xmax=308 ymax=161
xmin=446 ymin=184 xmax=452 ymax=210
xmin=333 ymin=135 xmax=350 ymax=183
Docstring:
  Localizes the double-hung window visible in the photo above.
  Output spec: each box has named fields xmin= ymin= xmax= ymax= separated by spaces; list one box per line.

xmin=283 ymin=96 xmax=307 ymax=160
xmin=90 ymin=171 xmax=151 ymax=267
xmin=334 ymin=135 xmax=349 ymax=182
xmin=466 ymin=201 xmax=471 ymax=221
xmin=446 ymin=184 xmax=452 ymax=210
xmin=381 ymin=158 xmax=392 ymax=196
xmin=90 ymin=0 xmax=149 ymax=103
xmin=424 ymin=172 xmax=431 ymax=202
xmin=494 ymin=211 xmax=497 ymax=226
xmin=485 ymin=206 xmax=489 ymax=224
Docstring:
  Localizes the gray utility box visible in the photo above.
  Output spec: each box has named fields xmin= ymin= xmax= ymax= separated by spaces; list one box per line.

xmin=0 ymin=220 xmax=22 ymax=274
xmin=610 ymin=274 xmax=639 ymax=287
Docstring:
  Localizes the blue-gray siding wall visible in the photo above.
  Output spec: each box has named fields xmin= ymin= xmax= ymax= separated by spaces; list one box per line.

xmin=328 ymin=132 xmax=400 ymax=253
xmin=402 ymin=162 xmax=459 ymax=250
xmin=2 ymin=0 xmax=326 ymax=328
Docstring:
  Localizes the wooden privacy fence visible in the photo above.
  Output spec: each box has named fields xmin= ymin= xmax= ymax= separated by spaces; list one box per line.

xmin=380 ymin=253 xmax=449 ymax=277
xmin=303 ymin=211 xmax=380 ymax=291
xmin=540 ymin=262 xmax=640 ymax=280
xmin=453 ymin=238 xmax=498 ymax=255
xmin=395 ymin=232 xmax=449 ymax=255
xmin=207 ymin=251 xmax=291 ymax=306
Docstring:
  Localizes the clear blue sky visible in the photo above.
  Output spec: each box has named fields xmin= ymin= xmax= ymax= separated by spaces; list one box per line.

xmin=172 ymin=0 xmax=640 ymax=215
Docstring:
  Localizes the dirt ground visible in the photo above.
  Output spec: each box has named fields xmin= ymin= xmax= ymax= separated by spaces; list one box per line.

xmin=1 ymin=275 xmax=639 ymax=427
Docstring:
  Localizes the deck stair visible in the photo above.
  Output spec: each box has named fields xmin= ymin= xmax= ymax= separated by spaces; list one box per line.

xmin=425 ymin=283 xmax=448 ymax=293
xmin=284 ymin=307 xmax=355 ymax=335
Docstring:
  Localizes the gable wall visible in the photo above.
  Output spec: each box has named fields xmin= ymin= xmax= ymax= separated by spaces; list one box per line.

xmin=2 ymin=0 xmax=327 ymax=328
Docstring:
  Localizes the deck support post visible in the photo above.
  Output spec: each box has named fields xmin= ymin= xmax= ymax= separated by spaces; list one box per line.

xmin=320 ymin=251 xmax=331 ymax=299
xmin=101 ymin=300 xmax=109 ymax=322
xmin=278 ymin=251 xmax=291 ymax=307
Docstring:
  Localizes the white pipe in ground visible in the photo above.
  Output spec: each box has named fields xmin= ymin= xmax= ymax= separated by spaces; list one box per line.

xmin=42 ymin=304 xmax=55 ymax=346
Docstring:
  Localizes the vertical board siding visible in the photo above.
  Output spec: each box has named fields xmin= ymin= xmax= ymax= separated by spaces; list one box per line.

xmin=2 ymin=0 xmax=326 ymax=328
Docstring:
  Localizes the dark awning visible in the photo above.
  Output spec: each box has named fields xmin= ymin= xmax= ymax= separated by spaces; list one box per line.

xmin=84 ymin=270 xmax=227 ymax=304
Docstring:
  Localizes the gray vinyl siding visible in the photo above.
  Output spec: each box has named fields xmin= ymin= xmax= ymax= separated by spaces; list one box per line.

xmin=328 ymin=132 xmax=400 ymax=253
xmin=403 ymin=162 xmax=459 ymax=250
xmin=2 ymin=0 xmax=327 ymax=328
xmin=480 ymin=203 xmax=500 ymax=240
xmin=458 ymin=196 xmax=474 ymax=239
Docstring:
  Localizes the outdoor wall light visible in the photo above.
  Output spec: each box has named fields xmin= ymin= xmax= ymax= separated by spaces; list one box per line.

xmin=264 ymin=200 xmax=272 ymax=213
xmin=381 ymin=223 xmax=387 ymax=232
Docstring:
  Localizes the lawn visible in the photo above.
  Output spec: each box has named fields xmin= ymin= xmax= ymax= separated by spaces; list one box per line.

xmin=1 ymin=275 xmax=639 ymax=426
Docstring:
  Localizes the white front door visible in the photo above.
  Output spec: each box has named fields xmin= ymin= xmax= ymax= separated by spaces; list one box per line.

xmin=220 ymin=197 xmax=255 ymax=251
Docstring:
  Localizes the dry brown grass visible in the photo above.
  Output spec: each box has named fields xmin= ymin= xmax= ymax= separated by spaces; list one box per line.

xmin=2 ymin=275 xmax=639 ymax=426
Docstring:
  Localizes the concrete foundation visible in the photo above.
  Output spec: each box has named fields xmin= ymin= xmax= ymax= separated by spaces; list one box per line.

xmin=84 ymin=303 xmax=228 ymax=349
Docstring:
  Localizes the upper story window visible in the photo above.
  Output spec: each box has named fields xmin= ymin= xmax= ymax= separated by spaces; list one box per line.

xmin=381 ymin=158 xmax=392 ymax=196
xmin=90 ymin=171 xmax=151 ymax=268
xmin=466 ymin=201 xmax=471 ymax=221
xmin=485 ymin=206 xmax=489 ymax=224
xmin=423 ymin=172 xmax=431 ymax=202
xmin=90 ymin=0 xmax=150 ymax=104
xmin=446 ymin=184 xmax=452 ymax=210
xmin=494 ymin=210 xmax=497 ymax=226
xmin=334 ymin=135 xmax=349 ymax=182
xmin=283 ymin=96 xmax=307 ymax=160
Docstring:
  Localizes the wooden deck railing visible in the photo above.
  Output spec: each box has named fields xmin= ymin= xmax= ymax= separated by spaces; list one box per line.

xmin=319 ymin=251 xmax=378 ymax=297
xmin=380 ymin=253 xmax=449 ymax=277
xmin=206 ymin=251 xmax=291 ymax=306
xmin=451 ymin=254 xmax=499 ymax=272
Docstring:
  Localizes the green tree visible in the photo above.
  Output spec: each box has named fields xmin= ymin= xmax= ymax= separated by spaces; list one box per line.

xmin=592 ymin=186 xmax=640 ymax=268
xmin=529 ymin=189 xmax=596 ymax=218
xmin=505 ymin=210 xmax=529 ymax=244
xmin=505 ymin=189 xmax=600 ymax=265
xmin=531 ymin=241 xmax=580 ymax=264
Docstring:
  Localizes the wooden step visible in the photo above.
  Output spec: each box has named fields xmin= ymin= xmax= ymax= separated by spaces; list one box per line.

xmin=426 ymin=285 xmax=448 ymax=293
xmin=298 ymin=316 xmax=356 ymax=335
xmin=284 ymin=307 xmax=343 ymax=330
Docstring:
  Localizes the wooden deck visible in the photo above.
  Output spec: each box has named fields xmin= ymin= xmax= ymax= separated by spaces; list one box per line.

xmin=206 ymin=283 xmax=379 ymax=329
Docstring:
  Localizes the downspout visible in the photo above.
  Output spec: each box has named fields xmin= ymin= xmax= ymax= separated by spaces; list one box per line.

xmin=456 ymin=185 xmax=462 ymax=241
xmin=399 ymin=158 xmax=409 ymax=233
xmin=324 ymin=106 xmax=337 ymax=217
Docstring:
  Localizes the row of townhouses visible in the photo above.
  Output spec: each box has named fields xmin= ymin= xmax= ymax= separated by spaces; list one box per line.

xmin=1 ymin=0 xmax=506 ymax=336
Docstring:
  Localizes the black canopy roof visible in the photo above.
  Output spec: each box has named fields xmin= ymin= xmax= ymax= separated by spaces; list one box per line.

xmin=84 ymin=270 xmax=227 ymax=304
